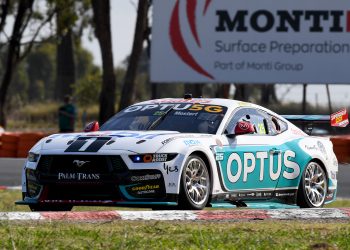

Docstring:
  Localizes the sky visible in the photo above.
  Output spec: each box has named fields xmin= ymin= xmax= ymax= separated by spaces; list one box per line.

xmin=83 ymin=0 xmax=138 ymax=67
xmin=82 ymin=0 xmax=350 ymax=109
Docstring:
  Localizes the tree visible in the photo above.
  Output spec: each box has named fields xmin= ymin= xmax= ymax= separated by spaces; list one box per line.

xmin=119 ymin=0 xmax=150 ymax=110
xmin=26 ymin=44 xmax=55 ymax=101
xmin=55 ymin=1 xmax=76 ymax=100
xmin=0 ymin=0 xmax=54 ymax=127
xmin=91 ymin=0 xmax=116 ymax=124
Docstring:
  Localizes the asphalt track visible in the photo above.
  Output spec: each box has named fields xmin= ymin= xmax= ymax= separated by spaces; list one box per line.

xmin=0 ymin=158 xmax=349 ymax=198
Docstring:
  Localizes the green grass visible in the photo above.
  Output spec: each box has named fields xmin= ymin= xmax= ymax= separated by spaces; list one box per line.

xmin=1 ymin=190 xmax=350 ymax=249
xmin=0 ymin=220 xmax=349 ymax=249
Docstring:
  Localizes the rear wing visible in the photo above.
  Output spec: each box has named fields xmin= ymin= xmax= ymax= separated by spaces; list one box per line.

xmin=282 ymin=108 xmax=349 ymax=132
xmin=282 ymin=115 xmax=330 ymax=123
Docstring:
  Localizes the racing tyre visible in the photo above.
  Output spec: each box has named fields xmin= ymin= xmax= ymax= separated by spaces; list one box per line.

xmin=297 ymin=161 xmax=328 ymax=208
xmin=179 ymin=155 xmax=210 ymax=210
xmin=29 ymin=204 xmax=73 ymax=212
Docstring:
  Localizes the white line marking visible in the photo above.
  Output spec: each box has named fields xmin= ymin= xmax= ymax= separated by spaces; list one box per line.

xmin=268 ymin=208 xmax=348 ymax=219
xmin=118 ymin=211 xmax=197 ymax=221
xmin=0 ymin=212 xmax=42 ymax=221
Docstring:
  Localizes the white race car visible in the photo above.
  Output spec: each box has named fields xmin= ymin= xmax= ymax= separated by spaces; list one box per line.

xmin=16 ymin=97 xmax=339 ymax=211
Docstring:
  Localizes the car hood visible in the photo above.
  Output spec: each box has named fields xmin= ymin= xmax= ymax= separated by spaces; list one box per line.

xmin=40 ymin=130 xmax=184 ymax=154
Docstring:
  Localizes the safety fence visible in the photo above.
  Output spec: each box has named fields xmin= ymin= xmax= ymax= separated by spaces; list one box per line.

xmin=0 ymin=132 xmax=349 ymax=162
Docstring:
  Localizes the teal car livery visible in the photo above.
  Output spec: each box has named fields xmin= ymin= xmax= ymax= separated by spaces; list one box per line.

xmin=17 ymin=98 xmax=338 ymax=211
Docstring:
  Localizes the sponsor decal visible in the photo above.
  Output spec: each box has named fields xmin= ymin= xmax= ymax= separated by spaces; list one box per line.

xmin=225 ymin=150 xmax=300 ymax=184
xmin=163 ymin=164 xmax=179 ymax=174
xmin=124 ymin=104 xmax=224 ymax=114
xmin=131 ymin=184 xmax=160 ymax=192
xmin=317 ymin=141 xmax=327 ymax=155
xmin=130 ymin=174 xmax=162 ymax=182
xmin=290 ymin=128 xmax=305 ymax=136
xmin=58 ymin=173 xmax=100 ymax=181
xmin=238 ymin=122 xmax=249 ymax=130
xmin=331 ymin=108 xmax=349 ymax=127
xmin=304 ymin=145 xmax=318 ymax=151
xmin=152 ymin=154 xmax=172 ymax=162
xmin=162 ymin=134 xmax=211 ymax=145
xmin=275 ymin=192 xmax=295 ymax=197
xmin=214 ymin=140 xmax=308 ymax=192
xmin=184 ymin=139 xmax=201 ymax=146
xmin=130 ymin=154 xmax=177 ymax=163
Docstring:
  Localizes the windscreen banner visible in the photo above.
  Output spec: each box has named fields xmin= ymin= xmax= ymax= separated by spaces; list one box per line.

xmin=151 ymin=0 xmax=350 ymax=84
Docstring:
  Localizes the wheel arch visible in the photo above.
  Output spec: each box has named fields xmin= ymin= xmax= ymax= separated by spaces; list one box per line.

xmin=297 ymin=158 xmax=329 ymax=208
xmin=188 ymin=150 xmax=214 ymax=204
xmin=309 ymin=158 xmax=329 ymax=181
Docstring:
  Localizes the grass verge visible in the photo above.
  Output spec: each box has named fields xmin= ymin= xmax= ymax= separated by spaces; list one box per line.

xmin=0 ymin=220 xmax=349 ymax=249
xmin=1 ymin=190 xmax=350 ymax=249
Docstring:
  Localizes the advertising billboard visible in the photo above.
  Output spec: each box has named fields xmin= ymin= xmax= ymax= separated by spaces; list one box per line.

xmin=151 ymin=0 xmax=350 ymax=83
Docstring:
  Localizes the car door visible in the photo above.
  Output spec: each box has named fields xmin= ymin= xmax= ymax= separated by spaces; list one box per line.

xmin=215 ymin=107 xmax=285 ymax=198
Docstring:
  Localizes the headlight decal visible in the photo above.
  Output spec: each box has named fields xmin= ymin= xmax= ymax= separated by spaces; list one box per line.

xmin=129 ymin=153 xmax=178 ymax=163
xmin=27 ymin=152 xmax=40 ymax=162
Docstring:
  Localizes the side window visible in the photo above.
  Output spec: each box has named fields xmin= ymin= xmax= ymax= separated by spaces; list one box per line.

xmin=226 ymin=108 xmax=268 ymax=135
xmin=265 ymin=113 xmax=288 ymax=135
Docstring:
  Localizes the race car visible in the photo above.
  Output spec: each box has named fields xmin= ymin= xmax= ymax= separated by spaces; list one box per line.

xmin=16 ymin=97 xmax=339 ymax=211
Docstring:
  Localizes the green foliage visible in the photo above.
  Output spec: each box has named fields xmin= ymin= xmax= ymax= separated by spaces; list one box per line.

xmin=26 ymin=43 xmax=56 ymax=101
xmin=73 ymin=69 xmax=101 ymax=107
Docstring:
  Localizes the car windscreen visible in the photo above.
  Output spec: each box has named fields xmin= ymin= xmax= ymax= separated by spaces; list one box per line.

xmin=100 ymin=103 xmax=227 ymax=134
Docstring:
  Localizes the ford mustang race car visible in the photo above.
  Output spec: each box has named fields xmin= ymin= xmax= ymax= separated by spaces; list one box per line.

xmin=16 ymin=97 xmax=339 ymax=211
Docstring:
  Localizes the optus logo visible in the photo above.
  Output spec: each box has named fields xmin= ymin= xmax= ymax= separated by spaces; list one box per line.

xmin=170 ymin=0 xmax=214 ymax=80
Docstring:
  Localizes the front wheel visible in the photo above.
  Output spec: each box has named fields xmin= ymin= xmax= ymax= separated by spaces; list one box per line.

xmin=297 ymin=161 xmax=328 ymax=208
xmin=178 ymin=155 xmax=210 ymax=210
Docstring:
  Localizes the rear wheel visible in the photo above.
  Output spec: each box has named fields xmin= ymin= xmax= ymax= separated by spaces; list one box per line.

xmin=178 ymin=155 xmax=210 ymax=210
xmin=297 ymin=161 xmax=327 ymax=208
xmin=29 ymin=204 xmax=73 ymax=211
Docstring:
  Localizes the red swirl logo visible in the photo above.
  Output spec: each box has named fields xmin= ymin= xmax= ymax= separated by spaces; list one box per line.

xmin=169 ymin=0 xmax=214 ymax=80
xmin=238 ymin=122 xmax=249 ymax=131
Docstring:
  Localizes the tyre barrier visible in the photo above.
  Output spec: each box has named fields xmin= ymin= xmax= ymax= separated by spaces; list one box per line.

xmin=0 ymin=132 xmax=47 ymax=158
xmin=330 ymin=136 xmax=350 ymax=163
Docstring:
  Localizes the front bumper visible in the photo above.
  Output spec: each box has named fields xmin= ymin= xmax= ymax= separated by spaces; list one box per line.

xmin=17 ymin=154 xmax=179 ymax=207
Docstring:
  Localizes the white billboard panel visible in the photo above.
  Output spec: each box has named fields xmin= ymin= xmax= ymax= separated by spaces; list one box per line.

xmin=151 ymin=0 xmax=350 ymax=83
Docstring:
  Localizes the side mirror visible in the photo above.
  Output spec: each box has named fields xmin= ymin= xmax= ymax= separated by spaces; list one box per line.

xmin=84 ymin=121 xmax=99 ymax=132
xmin=226 ymin=121 xmax=256 ymax=138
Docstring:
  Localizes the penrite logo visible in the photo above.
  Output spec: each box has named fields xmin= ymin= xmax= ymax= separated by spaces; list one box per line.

xmin=170 ymin=0 xmax=214 ymax=80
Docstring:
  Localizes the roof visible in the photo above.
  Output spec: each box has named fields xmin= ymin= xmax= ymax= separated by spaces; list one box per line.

xmin=135 ymin=98 xmax=255 ymax=110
